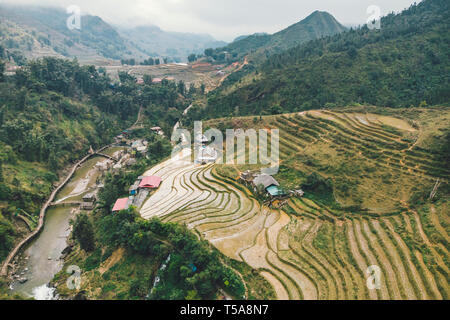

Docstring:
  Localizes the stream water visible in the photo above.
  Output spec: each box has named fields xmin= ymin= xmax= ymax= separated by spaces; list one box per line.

xmin=9 ymin=147 xmax=123 ymax=299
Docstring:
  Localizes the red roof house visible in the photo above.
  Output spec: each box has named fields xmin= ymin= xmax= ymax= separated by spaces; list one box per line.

xmin=139 ymin=176 xmax=162 ymax=189
xmin=112 ymin=198 xmax=130 ymax=212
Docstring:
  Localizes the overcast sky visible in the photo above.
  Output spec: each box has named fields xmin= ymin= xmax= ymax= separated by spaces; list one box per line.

xmin=0 ymin=0 xmax=421 ymax=41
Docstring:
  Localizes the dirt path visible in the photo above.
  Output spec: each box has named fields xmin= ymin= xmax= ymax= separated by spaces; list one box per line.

xmin=218 ymin=56 xmax=249 ymax=87
xmin=99 ymin=248 xmax=125 ymax=275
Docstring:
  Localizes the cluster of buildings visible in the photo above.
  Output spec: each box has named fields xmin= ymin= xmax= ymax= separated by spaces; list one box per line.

xmin=240 ymin=171 xmax=304 ymax=201
xmin=151 ymin=126 xmax=164 ymax=136
xmin=135 ymin=76 xmax=176 ymax=85
xmin=112 ymin=175 xmax=163 ymax=213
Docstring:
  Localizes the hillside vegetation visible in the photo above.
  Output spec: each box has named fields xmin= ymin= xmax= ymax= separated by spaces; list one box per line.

xmin=0 ymin=57 xmax=191 ymax=263
xmin=211 ymin=11 xmax=346 ymax=64
xmin=0 ymin=5 xmax=226 ymax=64
xmin=198 ymin=0 xmax=449 ymax=119
xmin=0 ymin=5 xmax=147 ymax=63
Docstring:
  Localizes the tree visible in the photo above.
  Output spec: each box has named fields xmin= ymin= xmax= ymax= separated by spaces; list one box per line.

xmin=269 ymin=105 xmax=283 ymax=115
xmin=177 ymin=80 xmax=185 ymax=96
xmin=200 ymin=84 xmax=206 ymax=95
xmin=73 ymin=214 xmax=96 ymax=252
xmin=0 ymin=161 xmax=3 ymax=182
xmin=155 ymin=59 xmax=160 ymax=65
xmin=48 ymin=152 xmax=58 ymax=171
xmin=0 ymin=60 xmax=4 ymax=82
xmin=188 ymin=83 xmax=196 ymax=96
xmin=204 ymin=48 xmax=214 ymax=57
xmin=188 ymin=54 xmax=197 ymax=63
xmin=12 ymin=177 xmax=20 ymax=188
xmin=143 ymin=74 xmax=152 ymax=85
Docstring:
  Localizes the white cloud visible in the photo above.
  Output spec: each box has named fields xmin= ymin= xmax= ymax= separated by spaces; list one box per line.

xmin=0 ymin=0 xmax=421 ymax=41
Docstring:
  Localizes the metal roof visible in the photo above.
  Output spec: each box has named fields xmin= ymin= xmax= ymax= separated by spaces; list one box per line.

xmin=139 ymin=176 xmax=162 ymax=189
xmin=266 ymin=185 xmax=286 ymax=197
xmin=253 ymin=174 xmax=280 ymax=189
xmin=112 ymin=198 xmax=130 ymax=212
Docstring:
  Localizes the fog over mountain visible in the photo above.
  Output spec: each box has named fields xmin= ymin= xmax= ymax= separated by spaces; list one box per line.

xmin=0 ymin=0 xmax=421 ymax=41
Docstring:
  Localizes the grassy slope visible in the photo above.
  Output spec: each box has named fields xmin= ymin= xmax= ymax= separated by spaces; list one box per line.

xmin=208 ymin=106 xmax=449 ymax=214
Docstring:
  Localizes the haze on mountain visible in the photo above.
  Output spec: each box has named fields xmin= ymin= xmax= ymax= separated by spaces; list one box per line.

xmin=0 ymin=4 xmax=226 ymax=63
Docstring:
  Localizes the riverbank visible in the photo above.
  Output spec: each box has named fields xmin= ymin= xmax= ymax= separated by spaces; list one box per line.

xmin=5 ymin=147 xmax=125 ymax=299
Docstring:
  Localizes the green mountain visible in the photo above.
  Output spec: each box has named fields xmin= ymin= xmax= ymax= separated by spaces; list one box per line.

xmin=0 ymin=5 xmax=147 ymax=64
xmin=197 ymin=0 xmax=449 ymax=119
xmin=210 ymin=10 xmax=347 ymax=63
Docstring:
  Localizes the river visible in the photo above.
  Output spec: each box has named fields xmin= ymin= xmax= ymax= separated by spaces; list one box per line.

xmin=9 ymin=147 xmax=123 ymax=299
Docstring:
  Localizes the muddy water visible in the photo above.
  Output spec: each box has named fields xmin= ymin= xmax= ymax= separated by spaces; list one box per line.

xmin=10 ymin=151 xmax=120 ymax=299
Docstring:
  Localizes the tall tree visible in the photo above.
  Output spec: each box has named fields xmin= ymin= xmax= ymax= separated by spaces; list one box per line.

xmin=188 ymin=54 xmax=197 ymax=63
xmin=0 ymin=160 xmax=3 ymax=182
xmin=0 ymin=60 xmax=4 ymax=82
xmin=73 ymin=214 xmax=96 ymax=252
xmin=177 ymin=80 xmax=185 ymax=96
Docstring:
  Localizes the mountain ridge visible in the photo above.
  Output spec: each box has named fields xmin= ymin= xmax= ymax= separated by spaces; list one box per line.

xmin=197 ymin=0 xmax=449 ymax=119
xmin=211 ymin=10 xmax=347 ymax=63
xmin=0 ymin=4 xmax=225 ymax=64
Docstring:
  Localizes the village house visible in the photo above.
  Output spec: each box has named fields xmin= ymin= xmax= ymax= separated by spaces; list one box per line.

xmin=129 ymin=181 xmax=140 ymax=196
xmin=252 ymin=174 xmax=288 ymax=199
xmin=112 ymin=198 xmax=131 ymax=213
xmin=151 ymin=127 xmax=164 ymax=136
xmin=81 ymin=192 xmax=97 ymax=210
xmin=126 ymin=158 xmax=137 ymax=167
xmin=139 ymin=176 xmax=162 ymax=189
xmin=240 ymin=170 xmax=257 ymax=183
xmin=131 ymin=140 xmax=148 ymax=154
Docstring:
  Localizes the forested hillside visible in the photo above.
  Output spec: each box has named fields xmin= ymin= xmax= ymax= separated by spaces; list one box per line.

xmin=210 ymin=10 xmax=346 ymax=63
xmin=0 ymin=57 xmax=190 ymax=262
xmin=0 ymin=5 xmax=226 ymax=64
xmin=198 ymin=0 xmax=449 ymax=119
xmin=0 ymin=5 xmax=147 ymax=63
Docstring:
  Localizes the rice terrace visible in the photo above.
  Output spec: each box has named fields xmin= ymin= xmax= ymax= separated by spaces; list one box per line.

xmin=139 ymin=107 xmax=450 ymax=300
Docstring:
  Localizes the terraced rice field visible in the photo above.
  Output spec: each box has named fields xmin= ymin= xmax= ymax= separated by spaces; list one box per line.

xmin=141 ymin=110 xmax=449 ymax=300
